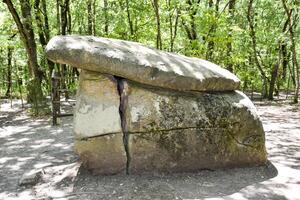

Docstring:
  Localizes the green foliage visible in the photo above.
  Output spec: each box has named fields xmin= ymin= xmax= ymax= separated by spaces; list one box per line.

xmin=0 ymin=0 xmax=299 ymax=103
xmin=26 ymin=78 xmax=48 ymax=115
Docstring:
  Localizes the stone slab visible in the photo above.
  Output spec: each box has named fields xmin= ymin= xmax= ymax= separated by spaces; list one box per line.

xmin=74 ymin=70 xmax=121 ymax=138
xmin=74 ymin=133 xmax=126 ymax=175
xmin=46 ymin=35 xmax=240 ymax=92
xmin=128 ymin=128 xmax=267 ymax=174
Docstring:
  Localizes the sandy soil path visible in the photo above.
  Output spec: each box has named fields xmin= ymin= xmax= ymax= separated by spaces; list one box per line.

xmin=0 ymin=99 xmax=299 ymax=200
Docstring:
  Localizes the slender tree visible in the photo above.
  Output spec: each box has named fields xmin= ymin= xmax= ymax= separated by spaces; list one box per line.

xmin=281 ymin=0 xmax=299 ymax=103
xmin=104 ymin=0 xmax=109 ymax=35
xmin=125 ymin=0 xmax=134 ymax=37
xmin=182 ymin=0 xmax=200 ymax=42
xmin=151 ymin=0 xmax=162 ymax=50
xmin=87 ymin=0 xmax=93 ymax=35
xmin=5 ymin=47 xmax=12 ymax=97
xmin=226 ymin=0 xmax=236 ymax=72
xmin=247 ymin=0 xmax=269 ymax=98
xmin=3 ymin=0 xmax=45 ymax=106
xmin=206 ymin=0 xmax=220 ymax=60
xmin=166 ymin=0 xmax=179 ymax=52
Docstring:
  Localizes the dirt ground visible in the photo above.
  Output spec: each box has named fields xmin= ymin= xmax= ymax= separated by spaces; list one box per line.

xmin=0 ymin=98 xmax=299 ymax=200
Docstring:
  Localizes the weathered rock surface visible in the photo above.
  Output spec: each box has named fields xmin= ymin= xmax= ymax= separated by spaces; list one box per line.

xmin=19 ymin=169 xmax=43 ymax=186
xmin=45 ymin=36 xmax=267 ymax=175
xmin=74 ymin=70 xmax=121 ymax=138
xmin=123 ymin=81 xmax=267 ymax=173
xmin=73 ymin=71 xmax=126 ymax=175
xmin=74 ymin=133 xmax=126 ymax=175
xmin=45 ymin=35 xmax=240 ymax=92
xmin=73 ymin=71 xmax=266 ymax=174
xmin=129 ymin=129 xmax=266 ymax=173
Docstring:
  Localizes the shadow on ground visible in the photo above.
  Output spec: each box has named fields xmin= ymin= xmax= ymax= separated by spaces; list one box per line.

xmin=66 ymin=161 xmax=277 ymax=200
xmin=0 ymin=99 xmax=299 ymax=200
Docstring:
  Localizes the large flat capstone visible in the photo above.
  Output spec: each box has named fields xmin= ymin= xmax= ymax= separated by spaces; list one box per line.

xmin=45 ymin=35 xmax=240 ymax=92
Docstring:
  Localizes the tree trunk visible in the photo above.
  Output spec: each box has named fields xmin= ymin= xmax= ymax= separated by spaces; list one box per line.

xmin=67 ymin=0 xmax=71 ymax=34
xmin=152 ymin=0 xmax=162 ymax=50
xmin=269 ymin=7 xmax=292 ymax=100
xmin=268 ymin=63 xmax=279 ymax=100
xmin=41 ymin=0 xmax=55 ymax=80
xmin=206 ymin=0 xmax=220 ymax=60
xmin=93 ymin=0 xmax=96 ymax=35
xmin=41 ymin=0 xmax=50 ymax=41
xmin=226 ymin=0 xmax=236 ymax=72
xmin=5 ymin=47 xmax=12 ymax=97
xmin=281 ymin=44 xmax=290 ymax=81
xmin=34 ymin=0 xmax=47 ymax=47
xmin=60 ymin=0 xmax=68 ymax=35
xmin=247 ymin=0 xmax=269 ymax=98
xmin=0 ymin=49 xmax=4 ymax=92
xmin=180 ymin=0 xmax=201 ymax=55
xmin=3 ymin=0 xmax=45 ymax=107
xmin=60 ymin=0 xmax=70 ymax=99
xmin=104 ymin=0 xmax=109 ymax=35
xmin=282 ymin=0 xmax=299 ymax=103
xmin=167 ymin=0 xmax=179 ymax=52
xmin=181 ymin=0 xmax=200 ymax=42
xmin=125 ymin=0 xmax=134 ymax=37
xmin=56 ymin=0 xmax=61 ymax=34
xmin=87 ymin=0 xmax=93 ymax=35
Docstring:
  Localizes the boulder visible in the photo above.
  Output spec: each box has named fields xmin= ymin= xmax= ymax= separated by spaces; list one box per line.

xmin=45 ymin=36 xmax=267 ymax=175
xmin=46 ymin=35 xmax=240 ymax=92
xmin=123 ymin=81 xmax=266 ymax=173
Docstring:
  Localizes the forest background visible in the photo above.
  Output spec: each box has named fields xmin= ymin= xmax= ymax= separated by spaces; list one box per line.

xmin=0 ymin=0 xmax=299 ymax=114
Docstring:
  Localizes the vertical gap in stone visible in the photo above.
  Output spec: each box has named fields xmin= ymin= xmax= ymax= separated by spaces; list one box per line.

xmin=115 ymin=76 xmax=130 ymax=175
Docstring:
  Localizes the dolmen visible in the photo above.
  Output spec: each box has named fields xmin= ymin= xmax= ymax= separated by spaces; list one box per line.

xmin=46 ymin=35 xmax=267 ymax=175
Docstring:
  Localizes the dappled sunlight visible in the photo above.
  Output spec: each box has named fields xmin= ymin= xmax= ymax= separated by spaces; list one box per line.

xmin=0 ymin=99 xmax=77 ymax=199
xmin=214 ymin=101 xmax=300 ymax=200
xmin=33 ymin=162 xmax=80 ymax=199
xmin=0 ymin=156 xmax=15 ymax=164
xmin=1 ymin=99 xmax=300 ymax=199
xmin=257 ymin=103 xmax=300 ymax=172
xmin=70 ymin=162 xmax=277 ymax=199
xmin=4 ymin=138 xmax=30 ymax=145
xmin=30 ymin=139 xmax=55 ymax=149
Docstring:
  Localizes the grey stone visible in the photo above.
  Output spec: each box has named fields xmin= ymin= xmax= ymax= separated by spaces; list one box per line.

xmin=125 ymin=81 xmax=262 ymax=133
xmin=74 ymin=133 xmax=126 ymax=175
xmin=45 ymin=35 xmax=266 ymax=174
xmin=129 ymin=128 xmax=266 ymax=174
xmin=74 ymin=70 xmax=121 ymax=139
xmin=72 ymin=72 xmax=266 ymax=174
xmin=19 ymin=169 xmax=43 ymax=186
xmin=123 ymin=81 xmax=267 ymax=173
xmin=45 ymin=35 xmax=240 ymax=92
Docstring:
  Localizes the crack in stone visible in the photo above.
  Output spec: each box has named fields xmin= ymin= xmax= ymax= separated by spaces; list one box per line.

xmin=229 ymin=134 xmax=256 ymax=148
xmin=75 ymin=127 xmax=231 ymax=140
xmin=75 ymin=131 xmax=123 ymax=140
xmin=128 ymin=126 xmax=236 ymax=134
xmin=115 ymin=76 xmax=131 ymax=175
